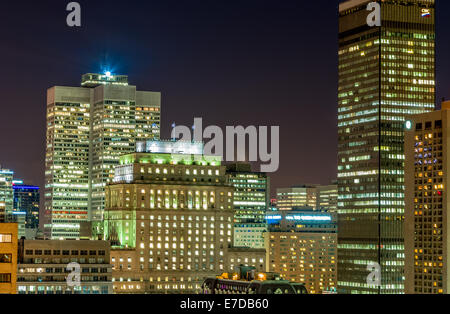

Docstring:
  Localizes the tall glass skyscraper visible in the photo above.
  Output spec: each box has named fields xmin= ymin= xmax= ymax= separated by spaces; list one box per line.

xmin=45 ymin=73 xmax=160 ymax=239
xmin=13 ymin=184 xmax=40 ymax=230
xmin=0 ymin=168 xmax=14 ymax=223
xmin=337 ymin=0 xmax=435 ymax=294
xmin=226 ymin=163 xmax=269 ymax=249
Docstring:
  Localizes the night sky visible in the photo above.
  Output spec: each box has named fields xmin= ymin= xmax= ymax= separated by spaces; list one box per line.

xmin=0 ymin=0 xmax=449 ymax=199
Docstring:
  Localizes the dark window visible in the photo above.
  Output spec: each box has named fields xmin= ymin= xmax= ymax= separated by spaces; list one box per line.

xmin=71 ymin=251 xmax=79 ymax=255
xmin=416 ymin=123 xmax=423 ymax=131
xmin=89 ymin=251 xmax=97 ymax=256
xmin=35 ymin=250 xmax=42 ymax=255
xmin=0 ymin=254 xmax=12 ymax=263
xmin=425 ymin=121 xmax=432 ymax=129
xmin=98 ymin=251 xmax=106 ymax=256
xmin=435 ymin=120 xmax=442 ymax=128
xmin=25 ymin=250 xmax=33 ymax=255
xmin=62 ymin=250 xmax=70 ymax=256
xmin=80 ymin=250 xmax=88 ymax=256
xmin=53 ymin=250 xmax=60 ymax=255
xmin=44 ymin=250 xmax=51 ymax=255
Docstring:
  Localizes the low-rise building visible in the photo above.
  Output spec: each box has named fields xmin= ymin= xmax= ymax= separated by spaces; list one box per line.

xmin=264 ymin=209 xmax=337 ymax=294
xmin=17 ymin=239 xmax=113 ymax=294
xmin=227 ymin=247 xmax=266 ymax=273
xmin=0 ymin=223 xmax=18 ymax=294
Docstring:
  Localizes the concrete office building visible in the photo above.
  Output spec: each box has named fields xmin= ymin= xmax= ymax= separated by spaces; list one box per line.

xmin=17 ymin=239 xmax=113 ymax=294
xmin=264 ymin=209 xmax=337 ymax=295
xmin=338 ymin=0 xmax=435 ymax=294
xmin=0 ymin=224 xmax=18 ymax=294
xmin=44 ymin=72 xmax=160 ymax=239
xmin=104 ymin=141 xmax=235 ymax=294
xmin=277 ymin=186 xmax=318 ymax=211
xmin=276 ymin=184 xmax=338 ymax=212
xmin=404 ymin=101 xmax=450 ymax=294
xmin=226 ymin=163 xmax=269 ymax=249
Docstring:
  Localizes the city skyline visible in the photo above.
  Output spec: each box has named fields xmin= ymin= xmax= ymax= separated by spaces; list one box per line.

xmin=1 ymin=0 xmax=450 ymax=297
xmin=2 ymin=0 xmax=449 ymax=208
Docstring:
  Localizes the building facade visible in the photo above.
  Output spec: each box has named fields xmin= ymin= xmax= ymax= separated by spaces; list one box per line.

xmin=0 ymin=224 xmax=18 ymax=294
xmin=276 ymin=184 xmax=338 ymax=212
xmin=227 ymin=247 xmax=266 ymax=273
xmin=226 ymin=163 xmax=269 ymax=249
xmin=0 ymin=168 xmax=14 ymax=223
xmin=404 ymin=101 xmax=450 ymax=294
xmin=337 ymin=0 xmax=435 ymax=294
xmin=17 ymin=239 xmax=113 ymax=294
xmin=13 ymin=184 xmax=40 ymax=230
xmin=104 ymin=141 xmax=234 ymax=294
xmin=264 ymin=210 xmax=337 ymax=295
xmin=44 ymin=73 xmax=161 ymax=239
xmin=277 ymin=186 xmax=318 ymax=211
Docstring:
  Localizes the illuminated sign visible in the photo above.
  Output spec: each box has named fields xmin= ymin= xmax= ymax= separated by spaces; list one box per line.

xmin=405 ymin=120 xmax=413 ymax=130
xmin=421 ymin=9 xmax=431 ymax=18
xmin=286 ymin=215 xmax=332 ymax=222
xmin=136 ymin=140 xmax=204 ymax=155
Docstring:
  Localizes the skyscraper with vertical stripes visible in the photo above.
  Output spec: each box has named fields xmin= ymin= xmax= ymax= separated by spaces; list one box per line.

xmin=337 ymin=0 xmax=435 ymax=294
xmin=45 ymin=73 xmax=161 ymax=239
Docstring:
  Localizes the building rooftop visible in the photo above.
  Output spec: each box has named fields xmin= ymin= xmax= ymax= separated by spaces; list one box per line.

xmin=339 ymin=0 xmax=371 ymax=12
xmin=81 ymin=72 xmax=129 ymax=88
xmin=136 ymin=140 xmax=204 ymax=155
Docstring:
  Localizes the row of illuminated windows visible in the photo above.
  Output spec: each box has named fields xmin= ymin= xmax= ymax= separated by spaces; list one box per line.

xmin=0 ymin=234 xmax=12 ymax=243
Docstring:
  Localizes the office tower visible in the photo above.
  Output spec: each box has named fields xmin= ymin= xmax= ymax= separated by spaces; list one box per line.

xmin=0 ymin=224 xmax=18 ymax=294
xmin=337 ymin=0 xmax=435 ymax=294
xmin=45 ymin=73 xmax=161 ymax=239
xmin=317 ymin=184 xmax=338 ymax=212
xmin=226 ymin=163 xmax=270 ymax=249
xmin=276 ymin=184 xmax=337 ymax=212
xmin=13 ymin=183 xmax=40 ymax=230
xmin=45 ymin=86 xmax=91 ymax=239
xmin=264 ymin=209 xmax=337 ymax=294
xmin=17 ymin=239 xmax=113 ymax=294
xmin=404 ymin=101 xmax=450 ymax=294
xmin=0 ymin=168 xmax=14 ymax=223
xmin=276 ymin=186 xmax=318 ymax=211
xmin=104 ymin=140 xmax=234 ymax=294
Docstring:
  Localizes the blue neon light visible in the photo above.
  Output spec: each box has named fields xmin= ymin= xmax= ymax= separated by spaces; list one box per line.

xmin=13 ymin=185 xmax=40 ymax=190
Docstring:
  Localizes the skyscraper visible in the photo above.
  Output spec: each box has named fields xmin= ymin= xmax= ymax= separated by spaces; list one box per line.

xmin=338 ymin=0 xmax=435 ymax=293
xmin=13 ymin=183 xmax=40 ymax=230
xmin=276 ymin=184 xmax=337 ymax=212
xmin=404 ymin=101 xmax=449 ymax=294
xmin=226 ymin=163 xmax=269 ymax=249
xmin=44 ymin=73 xmax=161 ymax=239
xmin=0 ymin=168 xmax=14 ymax=223
xmin=276 ymin=186 xmax=318 ymax=211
